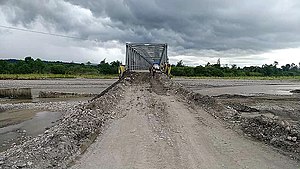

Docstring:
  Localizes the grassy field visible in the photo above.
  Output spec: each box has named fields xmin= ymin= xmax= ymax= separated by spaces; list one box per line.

xmin=174 ymin=76 xmax=300 ymax=81
xmin=0 ymin=74 xmax=118 ymax=80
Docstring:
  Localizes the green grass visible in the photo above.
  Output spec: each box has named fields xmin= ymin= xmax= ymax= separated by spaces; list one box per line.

xmin=0 ymin=74 xmax=118 ymax=80
xmin=173 ymin=76 xmax=300 ymax=81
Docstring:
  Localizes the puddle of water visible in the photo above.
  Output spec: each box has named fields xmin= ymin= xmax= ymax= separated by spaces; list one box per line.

xmin=0 ymin=111 xmax=62 ymax=152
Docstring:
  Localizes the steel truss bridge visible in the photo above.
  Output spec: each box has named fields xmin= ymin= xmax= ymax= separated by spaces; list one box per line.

xmin=125 ymin=43 xmax=168 ymax=71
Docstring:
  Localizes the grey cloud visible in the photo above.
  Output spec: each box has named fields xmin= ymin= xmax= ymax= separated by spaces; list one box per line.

xmin=1 ymin=0 xmax=300 ymax=62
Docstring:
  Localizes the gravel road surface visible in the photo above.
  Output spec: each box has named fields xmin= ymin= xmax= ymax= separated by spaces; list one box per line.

xmin=71 ymin=74 xmax=300 ymax=169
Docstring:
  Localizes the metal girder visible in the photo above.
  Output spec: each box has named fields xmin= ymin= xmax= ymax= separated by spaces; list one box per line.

xmin=131 ymin=48 xmax=153 ymax=65
xmin=125 ymin=43 xmax=168 ymax=71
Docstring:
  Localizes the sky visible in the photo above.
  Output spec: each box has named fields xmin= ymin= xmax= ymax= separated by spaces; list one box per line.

xmin=1 ymin=0 xmax=300 ymax=67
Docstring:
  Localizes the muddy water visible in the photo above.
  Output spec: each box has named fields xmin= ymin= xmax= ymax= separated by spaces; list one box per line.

xmin=0 ymin=111 xmax=62 ymax=152
xmin=175 ymin=79 xmax=300 ymax=96
xmin=195 ymin=85 xmax=300 ymax=96
xmin=196 ymin=84 xmax=300 ymax=96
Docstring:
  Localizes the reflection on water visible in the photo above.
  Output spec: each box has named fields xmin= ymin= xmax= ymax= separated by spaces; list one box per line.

xmin=0 ymin=111 xmax=62 ymax=152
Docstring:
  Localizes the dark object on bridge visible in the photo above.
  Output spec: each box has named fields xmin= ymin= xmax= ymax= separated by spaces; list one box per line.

xmin=126 ymin=43 xmax=168 ymax=71
xmin=0 ymin=88 xmax=32 ymax=99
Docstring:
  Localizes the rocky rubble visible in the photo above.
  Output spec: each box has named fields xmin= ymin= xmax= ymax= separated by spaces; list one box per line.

xmin=241 ymin=115 xmax=300 ymax=159
xmin=216 ymin=100 xmax=300 ymax=160
xmin=218 ymin=104 xmax=300 ymax=160
xmin=0 ymin=79 xmax=127 ymax=168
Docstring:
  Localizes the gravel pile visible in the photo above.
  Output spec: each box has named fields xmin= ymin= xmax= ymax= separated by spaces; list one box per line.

xmin=0 ymin=79 xmax=126 ymax=168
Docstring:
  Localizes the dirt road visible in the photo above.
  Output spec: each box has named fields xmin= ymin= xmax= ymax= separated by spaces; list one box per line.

xmin=71 ymin=74 xmax=300 ymax=169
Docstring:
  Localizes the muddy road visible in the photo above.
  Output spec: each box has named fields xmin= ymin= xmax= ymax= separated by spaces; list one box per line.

xmin=71 ymin=74 xmax=300 ymax=169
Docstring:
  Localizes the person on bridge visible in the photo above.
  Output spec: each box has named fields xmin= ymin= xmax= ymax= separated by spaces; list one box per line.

xmin=150 ymin=65 xmax=156 ymax=78
xmin=167 ymin=64 xmax=171 ymax=78
xmin=118 ymin=64 xmax=126 ymax=79
xmin=164 ymin=63 xmax=168 ymax=73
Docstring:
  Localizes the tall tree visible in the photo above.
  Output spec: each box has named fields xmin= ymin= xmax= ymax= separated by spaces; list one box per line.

xmin=176 ymin=60 xmax=184 ymax=67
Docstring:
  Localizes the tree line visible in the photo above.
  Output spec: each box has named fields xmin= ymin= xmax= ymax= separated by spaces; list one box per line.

xmin=1 ymin=57 xmax=300 ymax=77
xmin=0 ymin=57 xmax=120 ymax=75
xmin=171 ymin=60 xmax=300 ymax=77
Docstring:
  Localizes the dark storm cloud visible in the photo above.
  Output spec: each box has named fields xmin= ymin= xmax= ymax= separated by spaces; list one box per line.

xmin=88 ymin=0 xmax=300 ymax=51
xmin=1 ymin=0 xmax=300 ymax=59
